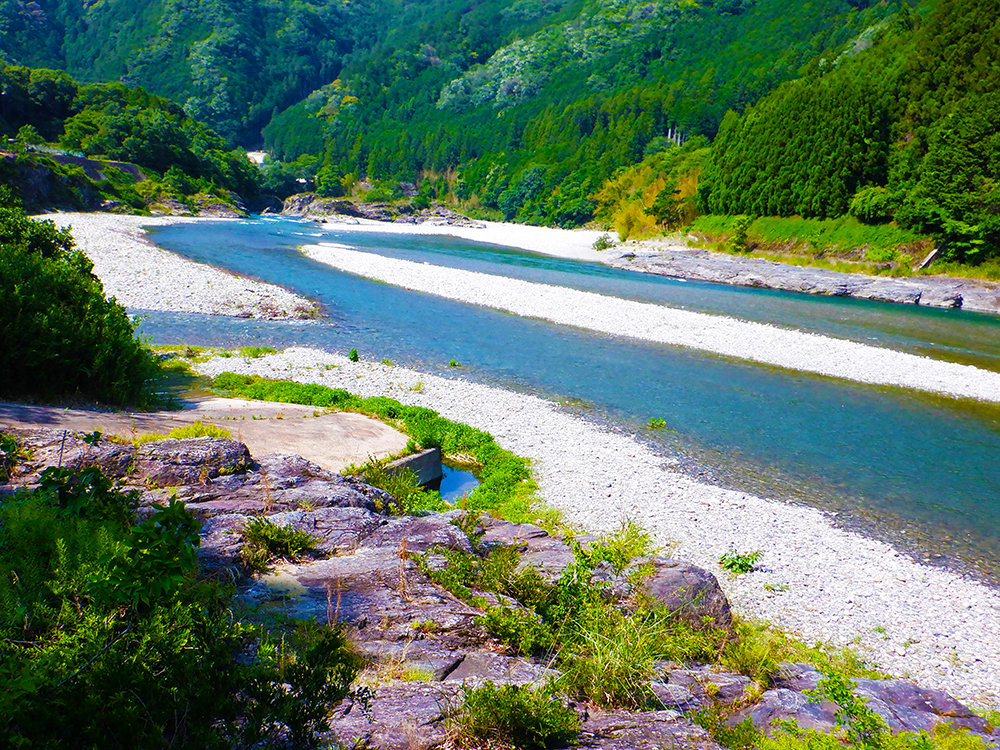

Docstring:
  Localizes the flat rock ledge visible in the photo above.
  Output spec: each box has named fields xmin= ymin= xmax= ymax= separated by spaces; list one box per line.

xmin=3 ymin=427 xmax=996 ymax=749
xmin=281 ymin=193 xmax=486 ymax=228
xmin=610 ymin=246 xmax=1000 ymax=315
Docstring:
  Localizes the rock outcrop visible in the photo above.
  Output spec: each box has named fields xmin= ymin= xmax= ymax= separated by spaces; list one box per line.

xmin=3 ymin=426 xmax=996 ymax=749
xmin=281 ymin=193 xmax=485 ymax=228
xmin=611 ymin=247 xmax=1000 ymax=315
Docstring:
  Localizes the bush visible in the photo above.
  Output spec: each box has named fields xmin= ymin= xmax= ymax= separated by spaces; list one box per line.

xmin=0 ymin=190 xmax=158 ymax=405
xmin=448 ymin=681 xmax=580 ymax=749
xmin=240 ymin=516 xmax=320 ymax=572
xmin=720 ymin=548 xmax=762 ymax=574
xmin=0 ymin=467 xmax=358 ymax=747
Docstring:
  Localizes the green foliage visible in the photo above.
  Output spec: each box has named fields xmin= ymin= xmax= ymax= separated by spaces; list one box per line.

xmin=448 ymin=681 xmax=580 ymax=749
xmin=345 ymin=455 xmax=447 ymax=514
xmin=705 ymin=0 xmax=1000 ymax=263
xmin=348 ymin=348 xmax=360 ymax=362
xmin=240 ymin=516 xmax=320 ymax=573
xmin=720 ymin=548 xmax=762 ymax=574
xmin=0 ymin=467 xmax=359 ymax=747
xmin=648 ymin=417 xmax=667 ymax=429
xmin=211 ymin=373 xmax=542 ymax=524
xmin=133 ymin=420 xmax=233 ymax=443
xmin=0 ymin=432 xmax=23 ymax=482
xmin=593 ymin=234 xmax=615 ymax=251
xmin=240 ymin=345 xmax=278 ymax=359
xmin=0 ymin=193 xmax=159 ymax=405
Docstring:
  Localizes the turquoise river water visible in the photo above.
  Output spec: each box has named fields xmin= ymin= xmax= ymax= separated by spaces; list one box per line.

xmin=140 ymin=217 xmax=1000 ymax=575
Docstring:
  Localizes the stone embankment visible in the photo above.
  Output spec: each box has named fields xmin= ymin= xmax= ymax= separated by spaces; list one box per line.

xmin=607 ymin=244 xmax=1000 ymax=315
xmin=37 ymin=213 xmax=321 ymax=320
xmin=3 ymin=426 xmax=995 ymax=750
xmin=281 ymin=193 xmax=485 ymax=227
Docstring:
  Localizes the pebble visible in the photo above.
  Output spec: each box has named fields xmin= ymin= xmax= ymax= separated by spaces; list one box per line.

xmin=37 ymin=213 xmax=318 ymax=320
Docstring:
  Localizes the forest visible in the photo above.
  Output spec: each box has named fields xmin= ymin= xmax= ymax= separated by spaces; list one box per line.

xmin=1 ymin=0 xmax=998 ymax=264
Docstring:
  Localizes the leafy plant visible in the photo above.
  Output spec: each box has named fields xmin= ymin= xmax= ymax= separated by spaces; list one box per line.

xmin=720 ymin=548 xmax=762 ymax=574
xmin=648 ymin=417 xmax=667 ymax=429
xmin=0 ymin=191 xmax=160 ymax=405
xmin=593 ymin=234 xmax=616 ymax=251
xmin=240 ymin=346 xmax=277 ymax=359
xmin=240 ymin=516 xmax=320 ymax=573
xmin=345 ymin=455 xmax=446 ymax=514
xmin=448 ymin=681 xmax=580 ymax=750
xmin=347 ymin=348 xmax=359 ymax=362
xmin=0 ymin=467 xmax=357 ymax=748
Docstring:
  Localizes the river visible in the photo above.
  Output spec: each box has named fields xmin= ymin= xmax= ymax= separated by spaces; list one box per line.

xmin=137 ymin=216 xmax=1000 ymax=576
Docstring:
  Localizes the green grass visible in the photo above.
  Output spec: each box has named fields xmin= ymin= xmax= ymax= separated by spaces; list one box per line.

xmin=447 ymin=681 xmax=580 ymax=749
xmin=211 ymin=373 xmax=547 ymax=526
xmin=133 ymin=420 xmax=232 ymax=444
xmin=688 ymin=214 xmax=929 ymax=274
xmin=240 ymin=516 xmax=320 ymax=573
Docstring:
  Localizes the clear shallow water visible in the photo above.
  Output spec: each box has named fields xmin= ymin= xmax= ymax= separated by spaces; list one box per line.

xmin=141 ymin=218 xmax=1000 ymax=572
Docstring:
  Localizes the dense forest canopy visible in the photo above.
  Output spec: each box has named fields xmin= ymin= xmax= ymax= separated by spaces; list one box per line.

xmin=1 ymin=0 xmax=998 ymax=262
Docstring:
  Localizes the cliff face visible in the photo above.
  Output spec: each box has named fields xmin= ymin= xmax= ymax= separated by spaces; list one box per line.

xmin=4 ymin=425 xmax=996 ymax=748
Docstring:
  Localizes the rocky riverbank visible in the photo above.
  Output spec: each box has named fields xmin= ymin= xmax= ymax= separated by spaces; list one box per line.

xmin=36 ymin=212 xmax=320 ymax=320
xmin=193 ymin=348 xmax=1000 ymax=711
xmin=3 ymin=425 xmax=996 ymax=749
xmin=607 ymin=243 xmax=1000 ymax=315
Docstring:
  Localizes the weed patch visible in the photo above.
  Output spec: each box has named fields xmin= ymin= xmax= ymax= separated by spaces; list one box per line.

xmin=240 ymin=516 xmax=320 ymax=573
xmin=447 ymin=681 xmax=580 ymax=750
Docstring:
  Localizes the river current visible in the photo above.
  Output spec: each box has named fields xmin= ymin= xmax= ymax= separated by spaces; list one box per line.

xmin=138 ymin=217 xmax=1000 ymax=575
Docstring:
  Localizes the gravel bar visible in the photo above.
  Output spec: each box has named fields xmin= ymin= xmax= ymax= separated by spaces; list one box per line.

xmin=40 ymin=213 xmax=319 ymax=320
xmin=196 ymin=347 xmax=1000 ymax=710
xmin=303 ymin=244 xmax=1000 ymax=403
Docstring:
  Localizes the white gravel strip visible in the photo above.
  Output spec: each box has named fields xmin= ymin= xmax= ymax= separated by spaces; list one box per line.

xmin=321 ymin=217 xmax=609 ymax=262
xmin=196 ymin=347 xmax=1000 ymax=709
xmin=39 ymin=213 xmax=319 ymax=320
xmin=303 ymin=244 xmax=1000 ymax=403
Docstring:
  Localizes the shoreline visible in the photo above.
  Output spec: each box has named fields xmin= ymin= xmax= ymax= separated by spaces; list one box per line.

xmin=303 ymin=242 xmax=1000 ymax=403
xmin=318 ymin=215 xmax=1000 ymax=316
xmin=194 ymin=347 xmax=1000 ymax=710
xmin=38 ymin=212 xmax=320 ymax=320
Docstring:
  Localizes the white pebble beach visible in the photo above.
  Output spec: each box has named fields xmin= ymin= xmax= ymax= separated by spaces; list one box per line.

xmin=38 ymin=213 xmax=319 ymax=320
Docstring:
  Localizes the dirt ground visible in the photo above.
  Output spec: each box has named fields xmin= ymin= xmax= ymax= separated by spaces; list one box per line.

xmin=0 ymin=397 xmax=409 ymax=473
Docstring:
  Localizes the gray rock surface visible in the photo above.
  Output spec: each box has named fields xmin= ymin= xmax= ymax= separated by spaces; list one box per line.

xmin=611 ymin=247 xmax=1000 ymax=314
xmin=282 ymin=193 xmax=485 ymax=227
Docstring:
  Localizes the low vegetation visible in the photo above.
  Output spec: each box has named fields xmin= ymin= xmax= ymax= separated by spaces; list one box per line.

xmin=133 ymin=420 xmax=233 ymax=444
xmin=447 ymin=681 xmax=580 ymax=749
xmin=0 ymin=466 xmax=360 ymax=747
xmin=0 ymin=192 xmax=160 ymax=405
xmin=210 ymin=373 xmax=544 ymax=525
xmin=240 ymin=516 xmax=320 ymax=573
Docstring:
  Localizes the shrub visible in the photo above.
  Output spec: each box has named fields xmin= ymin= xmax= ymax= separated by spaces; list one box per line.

xmin=345 ymin=455 xmax=446 ymax=514
xmin=240 ymin=516 xmax=320 ymax=572
xmin=593 ymin=234 xmax=616 ymax=251
xmin=0 ymin=467 xmax=358 ymax=747
xmin=720 ymin=548 xmax=762 ymax=574
xmin=448 ymin=681 xmax=580 ymax=749
xmin=0 ymin=190 xmax=159 ymax=404
xmin=348 ymin=348 xmax=360 ymax=362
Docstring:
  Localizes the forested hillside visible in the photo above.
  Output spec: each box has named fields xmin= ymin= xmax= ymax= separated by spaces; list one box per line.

xmin=0 ymin=64 xmax=259 ymax=211
xmin=2 ymin=0 xmax=997 ymax=265
xmin=702 ymin=0 xmax=1000 ymax=264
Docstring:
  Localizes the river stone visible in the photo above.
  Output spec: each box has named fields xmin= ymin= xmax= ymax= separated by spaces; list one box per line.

xmin=324 ymin=682 xmax=452 ymax=750
xmin=731 ymin=688 xmax=838 ymax=733
xmin=441 ymin=651 xmax=557 ymax=686
xmin=577 ymin=708 xmax=722 ymax=750
xmin=133 ymin=437 xmax=253 ymax=486
xmin=644 ymin=558 xmax=733 ymax=628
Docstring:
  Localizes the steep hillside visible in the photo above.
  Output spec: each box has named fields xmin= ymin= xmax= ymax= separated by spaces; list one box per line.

xmin=702 ymin=0 xmax=1000 ymax=263
xmin=0 ymin=63 xmax=259 ymax=212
